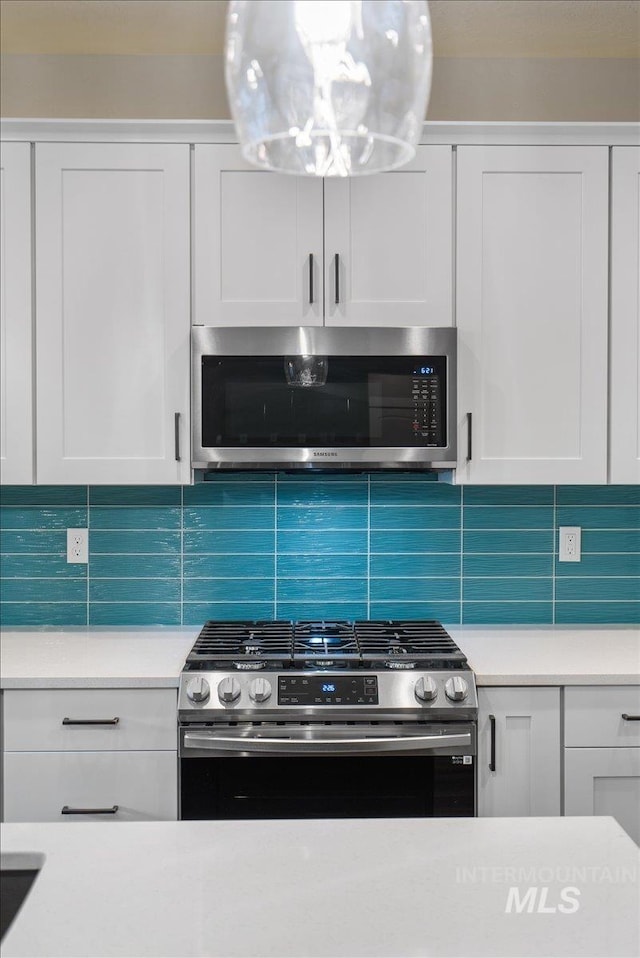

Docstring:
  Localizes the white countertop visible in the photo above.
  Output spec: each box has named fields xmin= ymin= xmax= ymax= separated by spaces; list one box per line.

xmin=0 ymin=626 xmax=638 ymax=688
xmin=2 ymin=816 xmax=638 ymax=958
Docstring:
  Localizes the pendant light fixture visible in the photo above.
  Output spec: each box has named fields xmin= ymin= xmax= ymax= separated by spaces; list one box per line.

xmin=225 ymin=0 xmax=433 ymax=177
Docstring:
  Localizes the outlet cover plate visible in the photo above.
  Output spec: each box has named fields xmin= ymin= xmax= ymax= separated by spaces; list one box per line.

xmin=559 ymin=526 xmax=581 ymax=562
xmin=67 ymin=528 xmax=88 ymax=564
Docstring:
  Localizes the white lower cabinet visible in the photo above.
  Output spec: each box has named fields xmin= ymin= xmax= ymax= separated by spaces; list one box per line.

xmin=2 ymin=687 xmax=178 ymax=823
xmin=564 ymin=686 xmax=640 ymax=844
xmin=477 ymin=687 xmax=561 ymax=816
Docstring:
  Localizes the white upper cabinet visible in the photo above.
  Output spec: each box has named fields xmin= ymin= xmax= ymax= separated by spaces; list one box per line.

xmin=35 ymin=143 xmax=191 ymax=484
xmin=457 ymin=146 xmax=609 ymax=484
xmin=194 ymin=145 xmax=324 ymax=326
xmin=0 ymin=142 xmax=33 ymax=484
xmin=194 ymin=144 xmax=453 ymax=328
xmin=610 ymin=147 xmax=640 ymax=484
xmin=324 ymin=146 xmax=453 ymax=326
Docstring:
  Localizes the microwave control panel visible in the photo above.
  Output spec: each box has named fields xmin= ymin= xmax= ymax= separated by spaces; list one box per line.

xmin=411 ymin=365 xmax=444 ymax=446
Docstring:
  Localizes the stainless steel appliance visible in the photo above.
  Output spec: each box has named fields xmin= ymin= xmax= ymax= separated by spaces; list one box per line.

xmin=192 ymin=327 xmax=456 ymax=470
xmin=178 ymin=620 xmax=477 ymax=820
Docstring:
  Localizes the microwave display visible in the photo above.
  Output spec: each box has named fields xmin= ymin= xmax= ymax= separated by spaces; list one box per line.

xmin=201 ymin=356 xmax=447 ymax=448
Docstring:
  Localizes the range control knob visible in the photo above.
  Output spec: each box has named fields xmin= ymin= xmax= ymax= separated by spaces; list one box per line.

xmin=186 ymin=676 xmax=210 ymax=703
xmin=249 ymin=677 xmax=272 ymax=703
xmin=218 ymin=676 xmax=241 ymax=704
xmin=415 ymin=676 xmax=438 ymax=703
xmin=445 ymin=676 xmax=469 ymax=702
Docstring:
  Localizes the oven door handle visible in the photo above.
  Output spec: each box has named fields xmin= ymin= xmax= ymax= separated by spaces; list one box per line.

xmin=183 ymin=730 xmax=472 ymax=754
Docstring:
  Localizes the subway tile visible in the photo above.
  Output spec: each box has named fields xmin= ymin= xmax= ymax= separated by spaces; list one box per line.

xmin=462 ymin=603 xmax=553 ymax=625
xmin=277 ymin=579 xmax=367 ymax=602
xmin=278 ymin=472 xmax=363 ymax=483
xmin=199 ymin=472 xmax=275 ymax=483
xmin=277 ymin=480 xmax=367 ymax=506
xmin=370 ymin=506 xmax=460 ymax=530
xmin=183 ymin=579 xmax=275 ymax=602
xmin=369 ymin=473 xmax=440 ymax=483
xmin=90 ymin=555 xmax=181 ymax=578
xmin=369 ymin=601 xmax=461 ymax=623
xmin=370 ymin=482 xmax=460 ymax=505
xmin=0 ymin=578 xmax=87 ymax=602
xmin=0 ymin=486 xmax=87 ymax=506
xmin=369 ymin=578 xmax=460 ymax=602
xmin=463 ymin=531 xmax=554 ymax=554
xmin=464 ymin=507 xmax=553 ymax=530
xmin=555 ymin=577 xmax=640 ymax=602
xmin=370 ymin=530 xmax=460 ymax=553
xmin=184 ymin=506 xmax=274 ymax=531
xmin=557 ymin=486 xmax=640 ymax=506
xmin=277 ymin=530 xmax=368 ymax=554
xmin=277 ymin=554 xmax=368 ymax=578
xmin=277 ymin=506 xmax=367 ymax=530
xmin=89 ymin=507 xmax=181 ymax=530
xmin=580 ymin=530 xmax=640 ymax=553
xmin=463 ymin=486 xmax=554 ymax=505
xmin=463 ymin=555 xmax=552 ymax=577
xmin=89 ymin=486 xmax=180 ymax=506
xmin=555 ymin=602 xmax=640 ymax=624
xmin=276 ymin=601 xmax=368 ymax=620
xmin=0 ymin=602 xmax=88 ymax=626
xmin=183 ymin=602 xmax=274 ymax=623
xmin=89 ymin=531 xmax=181 ymax=555
xmin=0 ymin=508 xmax=87 ymax=530
xmin=556 ymin=507 xmax=640 ymax=530
xmin=0 ymin=532 xmax=66 ymax=554
xmin=554 ymin=554 xmax=640 ymax=577
xmin=90 ymin=579 xmax=181 ymax=603
xmin=370 ymin=554 xmax=461 ymax=577
xmin=463 ymin=578 xmax=552 ymax=602
xmin=89 ymin=603 xmax=181 ymax=626
xmin=183 ymin=482 xmax=274 ymax=506
xmin=0 ymin=555 xmax=87 ymax=578
xmin=184 ymin=554 xmax=275 ymax=578
xmin=184 ymin=531 xmax=274 ymax=554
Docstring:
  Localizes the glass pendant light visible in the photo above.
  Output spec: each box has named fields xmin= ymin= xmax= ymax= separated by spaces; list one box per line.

xmin=225 ymin=0 xmax=433 ymax=177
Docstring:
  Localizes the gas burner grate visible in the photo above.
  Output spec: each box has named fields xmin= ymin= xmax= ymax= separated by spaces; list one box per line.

xmin=293 ymin=621 xmax=360 ymax=667
xmin=355 ymin=620 xmax=467 ymax=668
xmin=186 ymin=620 xmax=294 ymax=669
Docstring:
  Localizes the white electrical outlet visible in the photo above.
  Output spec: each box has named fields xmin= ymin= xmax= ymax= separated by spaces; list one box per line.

xmin=67 ymin=528 xmax=88 ymax=564
xmin=559 ymin=526 xmax=581 ymax=562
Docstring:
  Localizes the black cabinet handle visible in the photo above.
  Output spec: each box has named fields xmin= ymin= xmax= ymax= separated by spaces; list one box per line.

xmin=467 ymin=412 xmax=473 ymax=462
xmin=61 ymin=805 xmax=119 ymax=815
xmin=62 ymin=717 xmax=119 ymax=726
xmin=334 ymin=253 xmax=340 ymax=305
xmin=174 ymin=412 xmax=181 ymax=462
xmin=309 ymin=253 xmax=314 ymax=304
xmin=621 ymin=713 xmax=640 ymax=721
xmin=489 ymin=714 xmax=496 ymax=771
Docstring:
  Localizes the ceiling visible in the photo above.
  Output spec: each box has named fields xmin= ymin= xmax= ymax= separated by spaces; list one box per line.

xmin=1 ymin=0 xmax=639 ymax=58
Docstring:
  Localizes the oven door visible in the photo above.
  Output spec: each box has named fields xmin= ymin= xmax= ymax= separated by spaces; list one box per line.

xmin=179 ymin=723 xmax=476 ymax=820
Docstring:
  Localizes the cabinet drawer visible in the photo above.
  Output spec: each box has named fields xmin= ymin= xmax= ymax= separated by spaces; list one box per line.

xmin=564 ymin=687 xmax=640 ymax=747
xmin=564 ymin=747 xmax=640 ymax=845
xmin=3 ymin=689 xmax=177 ymax=751
xmin=3 ymin=750 xmax=177 ymax=822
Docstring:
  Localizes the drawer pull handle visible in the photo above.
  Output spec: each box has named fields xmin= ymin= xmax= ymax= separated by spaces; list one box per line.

xmin=489 ymin=714 xmax=496 ymax=771
xmin=62 ymin=717 xmax=120 ymax=726
xmin=621 ymin=713 xmax=640 ymax=721
xmin=61 ymin=805 xmax=119 ymax=815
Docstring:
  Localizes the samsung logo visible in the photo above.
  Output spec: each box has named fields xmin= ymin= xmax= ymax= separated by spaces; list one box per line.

xmin=313 ymin=452 xmax=339 ymax=458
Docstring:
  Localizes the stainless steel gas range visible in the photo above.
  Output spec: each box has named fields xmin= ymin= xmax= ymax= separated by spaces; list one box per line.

xmin=178 ymin=620 xmax=477 ymax=820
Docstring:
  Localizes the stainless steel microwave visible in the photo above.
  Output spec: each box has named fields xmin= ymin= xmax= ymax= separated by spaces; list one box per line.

xmin=191 ymin=326 xmax=457 ymax=471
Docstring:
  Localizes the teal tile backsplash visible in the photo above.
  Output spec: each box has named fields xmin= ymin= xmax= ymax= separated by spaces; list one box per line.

xmin=1 ymin=478 xmax=638 ymax=627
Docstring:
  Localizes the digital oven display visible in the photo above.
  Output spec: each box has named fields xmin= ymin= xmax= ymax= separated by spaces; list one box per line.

xmin=278 ymin=676 xmax=379 ymax=706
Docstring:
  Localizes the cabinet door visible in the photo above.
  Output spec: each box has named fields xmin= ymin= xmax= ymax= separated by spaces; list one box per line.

xmin=0 ymin=142 xmax=33 ymax=484
xmin=478 ymin=687 xmax=561 ymax=816
xmin=565 ymin=748 xmax=640 ymax=845
xmin=611 ymin=147 xmax=640 ymax=483
xmin=324 ymin=146 xmax=452 ymax=326
xmin=457 ymin=146 xmax=608 ymax=483
xmin=35 ymin=143 xmax=190 ymax=484
xmin=194 ymin=145 xmax=323 ymax=326
xmin=3 ymin=750 xmax=177 ymax=822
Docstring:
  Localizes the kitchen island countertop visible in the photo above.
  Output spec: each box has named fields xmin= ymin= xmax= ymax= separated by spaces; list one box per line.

xmin=1 ymin=626 xmax=638 ymax=688
xmin=1 ymin=816 xmax=639 ymax=958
